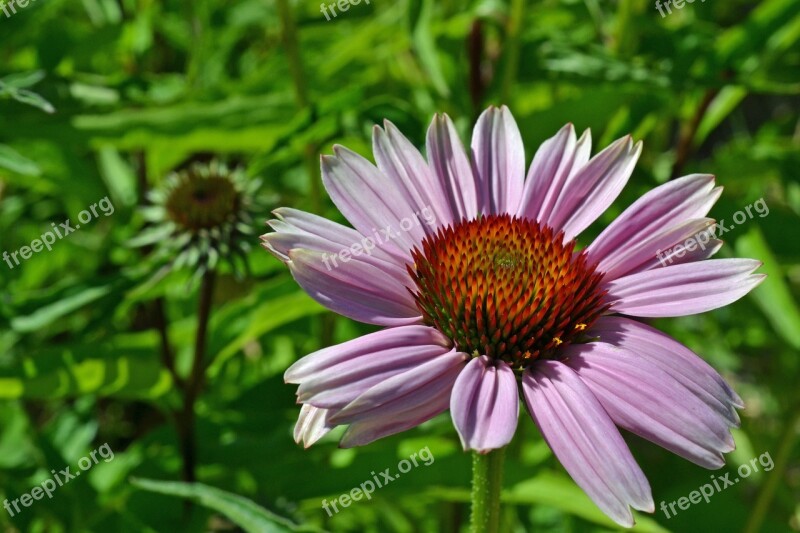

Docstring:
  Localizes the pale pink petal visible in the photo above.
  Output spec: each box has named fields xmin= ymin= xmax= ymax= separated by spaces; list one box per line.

xmin=426 ymin=113 xmax=480 ymax=221
xmin=590 ymin=316 xmax=743 ymax=411
xmin=522 ymin=361 xmax=653 ymax=527
xmin=286 ymin=325 xmax=451 ymax=409
xmin=329 ymin=354 xmax=465 ymax=446
xmin=373 ymin=120 xmax=453 ymax=228
xmin=593 ymin=218 xmax=718 ymax=281
xmin=638 ymin=237 xmax=722 ymax=271
xmin=450 ymin=356 xmax=519 ymax=453
xmin=471 ymin=106 xmax=525 ymax=215
xmin=605 ymin=259 xmax=764 ymax=317
xmin=330 ymin=350 xmax=467 ymax=424
xmin=549 ymin=136 xmax=642 ymax=241
xmin=287 ymin=249 xmax=421 ymax=326
xmin=339 ymin=384 xmax=452 ymax=447
xmin=564 ymin=342 xmax=737 ymax=469
xmin=294 ymin=404 xmax=333 ymax=448
xmin=262 ymin=207 xmax=410 ymax=274
xmin=586 ymin=173 xmax=722 ymax=269
xmin=517 ymin=124 xmax=591 ymax=223
xmin=321 ymin=146 xmax=434 ymax=259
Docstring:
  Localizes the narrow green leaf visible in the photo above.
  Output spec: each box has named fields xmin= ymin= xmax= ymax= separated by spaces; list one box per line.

xmin=694 ymin=87 xmax=748 ymax=148
xmin=0 ymin=70 xmax=46 ymax=89
xmin=736 ymin=227 xmax=800 ymax=349
xmin=97 ymin=146 xmax=137 ymax=207
xmin=208 ymin=291 xmax=325 ymax=376
xmin=410 ymin=0 xmax=450 ymax=97
xmin=10 ymin=88 xmax=55 ymax=113
xmin=504 ymin=471 xmax=671 ymax=532
xmin=131 ymin=478 xmax=320 ymax=533
xmin=0 ymin=144 xmax=41 ymax=176
xmin=11 ymin=285 xmax=112 ymax=333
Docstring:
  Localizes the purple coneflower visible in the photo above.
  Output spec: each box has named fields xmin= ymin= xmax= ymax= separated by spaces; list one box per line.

xmin=262 ymin=106 xmax=763 ymax=527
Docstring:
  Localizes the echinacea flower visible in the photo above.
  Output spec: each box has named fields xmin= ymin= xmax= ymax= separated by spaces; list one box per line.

xmin=262 ymin=106 xmax=764 ymax=527
xmin=135 ymin=161 xmax=262 ymax=279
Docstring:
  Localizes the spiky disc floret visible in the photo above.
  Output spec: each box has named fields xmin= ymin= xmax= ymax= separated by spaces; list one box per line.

xmin=165 ymin=173 xmax=242 ymax=232
xmin=408 ymin=215 xmax=608 ymax=368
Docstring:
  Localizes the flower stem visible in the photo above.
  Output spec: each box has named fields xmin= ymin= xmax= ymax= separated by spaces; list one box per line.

xmin=179 ymin=268 xmax=216 ymax=485
xmin=470 ymin=448 xmax=505 ymax=533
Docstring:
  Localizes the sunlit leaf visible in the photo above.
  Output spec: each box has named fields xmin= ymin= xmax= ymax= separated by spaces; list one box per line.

xmin=131 ymin=478 xmax=320 ymax=533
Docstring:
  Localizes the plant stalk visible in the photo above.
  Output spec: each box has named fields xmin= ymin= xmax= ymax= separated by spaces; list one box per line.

xmin=179 ymin=269 xmax=216 ymax=484
xmin=470 ymin=448 xmax=505 ymax=533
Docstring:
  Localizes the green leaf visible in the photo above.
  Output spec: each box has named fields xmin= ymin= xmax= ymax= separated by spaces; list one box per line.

xmin=410 ymin=0 xmax=450 ymax=97
xmin=735 ymin=227 xmax=800 ymax=349
xmin=208 ymin=290 xmax=325 ymax=376
xmin=505 ymin=471 xmax=671 ymax=532
xmin=97 ymin=146 xmax=138 ymax=207
xmin=0 ymin=143 xmax=42 ymax=176
xmin=130 ymin=478 xmax=320 ymax=533
xmin=11 ymin=285 xmax=112 ymax=333
xmin=694 ymin=87 xmax=748 ymax=148
xmin=715 ymin=0 xmax=800 ymax=66
xmin=429 ymin=471 xmax=671 ymax=532
xmin=0 ymin=70 xmax=46 ymax=90
xmin=8 ymin=88 xmax=55 ymax=114
xmin=0 ymin=339 xmax=171 ymax=400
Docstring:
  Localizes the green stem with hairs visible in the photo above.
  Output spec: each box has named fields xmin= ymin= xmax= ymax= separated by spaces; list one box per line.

xmin=470 ymin=448 xmax=505 ymax=533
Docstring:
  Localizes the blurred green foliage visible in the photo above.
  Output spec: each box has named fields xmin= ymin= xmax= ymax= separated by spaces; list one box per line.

xmin=0 ymin=0 xmax=799 ymax=531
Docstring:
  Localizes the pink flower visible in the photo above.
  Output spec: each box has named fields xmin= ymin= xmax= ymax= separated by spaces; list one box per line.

xmin=262 ymin=106 xmax=763 ymax=527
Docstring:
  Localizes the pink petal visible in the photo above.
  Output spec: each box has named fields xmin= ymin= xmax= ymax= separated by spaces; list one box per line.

xmin=373 ymin=120 xmax=453 ymax=228
xmin=470 ymin=106 xmax=525 ymax=215
xmin=517 ymin=124 xmax=591 ymax=223
xmin=426 ymin=113 xmax=480 ymax=221
xmin=563 ymin=342 xmax=737 ymax=469
xmin=328 ymin=354 xmax=464 ymax=447
xmin=339 ymin=383 xmax=452 ymax=447
xmin=286 ymin=325 xmax=451 ymax=409
xmin=590 ymin=316 xmax=743 ymax=411
xmin=586 ymin=173 xmax=721 ymax=269
xmin=329 ymin=350 xmax=466 ymax=424
xmin=287 ymin=248 xmax=421 ymax=326
xmin=548 ymin=136 xmax=642 ymax=241
xmin=605 ymin=258 xmax=764 ymax=317
xmin=593 ymin=218 xmax=718 ymax=281
xmin=637 ymin=236 xmax=722 ymax=271
xmin=262 ymin=207 xmax=410 ymax=273
xmin=450 ymin=356 xmax=519 ymax=453
xmin=522 ymin=361 xmax=653 ymax=527
xmin=321 ymin=146 xmax=434 ymax=259
xmin=293 ymin=404 xmax=333 ymax=448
